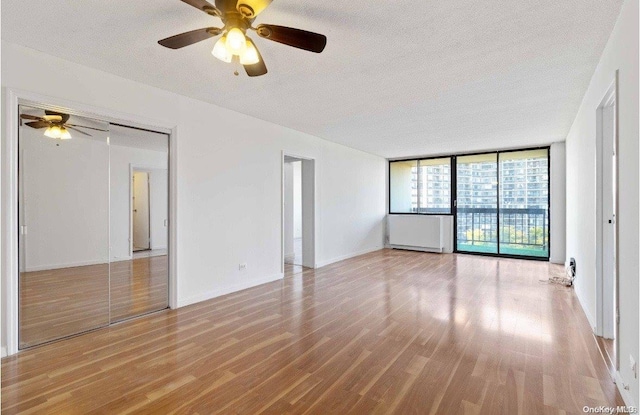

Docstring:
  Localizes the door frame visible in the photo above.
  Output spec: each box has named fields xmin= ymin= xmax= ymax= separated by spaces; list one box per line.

xmin=281 ymin=151 xmax=316 ymax=273
xmin=595 ymin=73 xmax=619 ymax=363
xmin=2 ymin=88 xmax=178 ymax=357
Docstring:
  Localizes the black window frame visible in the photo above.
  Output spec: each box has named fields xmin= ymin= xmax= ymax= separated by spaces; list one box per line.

xmin=388 ymin=155 xmax=454 ymax=216
xmin=388 ymin=146 xmax=551 ymax=261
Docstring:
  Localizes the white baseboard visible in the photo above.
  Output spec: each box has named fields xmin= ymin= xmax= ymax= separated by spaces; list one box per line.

xmin=386 ymin=244 xmax=444 ymax=253
xmin=284 ymin=253 xmax=295 ymax=262
xmin=574 ymin=287 xmax=597 ymax=333
xmin=1 ymin=346 xmax=7 ymax=358
xmin=25 ymin=259 xmax=108 ymax=272
xmin=549 ymin=255 xmax=565 ymax=265
xmin=177 ymin=273 xmax=284 ymax=308
xmin=111 ymin=256 xmax=133 ymax=262
xmin=615 ymin=371 xmax=636 ymax=407
xmin=315 ymin=246 xmax=384 ymax=268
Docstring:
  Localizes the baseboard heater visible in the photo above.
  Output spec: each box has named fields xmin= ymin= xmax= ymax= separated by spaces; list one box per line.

xmin=388 ymin=215 xmax=449 ymax=253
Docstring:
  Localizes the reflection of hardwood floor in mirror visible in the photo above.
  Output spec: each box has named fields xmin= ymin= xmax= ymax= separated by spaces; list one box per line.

xmin=110 ymin=255 xmax=169 ymax=322
xmin=6 ymin=250 xmax=622 ymax=413
xmin=20 ymin=263 xmax=110 ymax=349
xmin=19 ymin=256 xmax=168 ymax=348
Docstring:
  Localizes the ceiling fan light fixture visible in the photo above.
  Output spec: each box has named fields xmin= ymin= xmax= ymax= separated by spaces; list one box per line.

xmin=44 ymin=125 xmax=62 ymax=139
xmin=240 ymin=39 xmax=260 ymax=65
xmin=212 ymin=36 xmax=232 ymax=62
xmin=225 ymin=28 xmax=247 ymax=55
xmin=158 ymin=0 xmax=326 ymax=77
xmin=59 ymin=128 xmax=72 ymax=140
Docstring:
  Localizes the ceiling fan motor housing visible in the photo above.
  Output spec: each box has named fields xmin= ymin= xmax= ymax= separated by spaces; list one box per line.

xmin=237 ymin=4 xmax=255 ymax=18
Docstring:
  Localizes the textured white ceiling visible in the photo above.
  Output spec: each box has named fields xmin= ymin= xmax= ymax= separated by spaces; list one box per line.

xmin=2 ymin=0 xmax=623 ymax=158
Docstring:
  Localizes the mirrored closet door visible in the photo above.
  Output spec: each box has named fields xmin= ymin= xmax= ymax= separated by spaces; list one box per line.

xmin=18 ymin=106 xmax=111 ymax=348
xmin=18 ymin=106 xmax=169 ymax=349
xmin=109 ymin=125 xmax=169 ymax=323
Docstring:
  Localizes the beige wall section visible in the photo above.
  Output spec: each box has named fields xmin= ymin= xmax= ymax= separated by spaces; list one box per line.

xmin=565 ymin=0 xmax=638 ymax=405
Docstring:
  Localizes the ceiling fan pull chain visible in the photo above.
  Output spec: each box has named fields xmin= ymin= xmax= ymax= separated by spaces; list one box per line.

xmin=232 ymin=55 xmax=240 ymax=76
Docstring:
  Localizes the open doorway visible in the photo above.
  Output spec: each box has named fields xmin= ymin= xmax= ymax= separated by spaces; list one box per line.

xmin=282 ymin=155 xmax=315 ymax=277
xmin=595 ymin=74 xmax=618 ymax=375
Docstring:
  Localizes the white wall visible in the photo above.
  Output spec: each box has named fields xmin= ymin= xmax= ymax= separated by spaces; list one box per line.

xmin=109 ymin=143 xmax=167 ymax=261
xmin=565 ymin=0 xmax=638 ymax=405
xmin=293 ymin=161 xmax=302 ymax=239
xmin=550 ymin=142 xmax=566 ymax=264
xmin=283 ymin=160 xmax=302 ymax=261
xmin=283 ymin=162 xmax=294 ymax=259
xmin=19 ymin=121 xmax=110 ymax=271
xmin=1 ymin=41 xmax=387 ymax=352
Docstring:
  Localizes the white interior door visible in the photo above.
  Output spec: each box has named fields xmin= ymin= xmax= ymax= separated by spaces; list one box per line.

xmin=132 ymin=171 xmax=150 ymax=251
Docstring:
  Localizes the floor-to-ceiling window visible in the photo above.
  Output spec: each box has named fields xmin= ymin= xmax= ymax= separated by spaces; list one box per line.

xmin=497 ymin=149 xmax=549 ymax=258
xmin=455 ymin=153 xmax=499 ymax=254
xmin=389 ymin=147 xmax=549 ymax=260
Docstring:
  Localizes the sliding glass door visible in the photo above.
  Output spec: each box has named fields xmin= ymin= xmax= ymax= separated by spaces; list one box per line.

xmin=498 ymin=149 xmax=549 ymax=257
xmin=454 ymin=148 xmax=549 ymax=258
xmin=455 ymin=153 xmax=499 ymax=254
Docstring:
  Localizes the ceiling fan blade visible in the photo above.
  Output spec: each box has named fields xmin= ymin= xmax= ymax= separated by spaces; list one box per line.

xmin=256 ymin=25 xmax=327 ymax=53
xmin=20 ymin=114 xmax=44 ymax=121
xmin=25 ymin=121 xmax=50 ymax=129
xmin=65 ymin=124 xmax=109 ymax=132
xmin=243 ymin=38 xmax=267 ymax=77
xmin=236 ymin=0 xmax=272 ymax=18
xmin=159 ymin=27 xmax=223 ymax=49
xmin=66 ymin=126 xmax=92 ymax=137
xmin=179 ymin=0 xmax=221 ymax=16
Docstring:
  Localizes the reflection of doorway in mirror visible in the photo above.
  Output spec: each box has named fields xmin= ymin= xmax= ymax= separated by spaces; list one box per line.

xmin=132 ymin=171 xmax=151 ymax=252
xmin=129 ymin=167 xmax=169 ymax=259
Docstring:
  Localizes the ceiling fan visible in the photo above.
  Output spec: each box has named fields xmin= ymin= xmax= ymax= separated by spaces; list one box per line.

xmin=20 ymin=111 xmax=107 ymax=140
xmin=158 ymin=0 xmax=327 ymax=77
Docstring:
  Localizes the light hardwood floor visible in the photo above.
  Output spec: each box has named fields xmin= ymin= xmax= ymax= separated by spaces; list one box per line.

xmin=3 ymin=249 xmax=621 ymax=414
xmin=284 ymin=263 xmax=310 ymax=277
xmin=19 ymin=255 xmax=168 ymax=348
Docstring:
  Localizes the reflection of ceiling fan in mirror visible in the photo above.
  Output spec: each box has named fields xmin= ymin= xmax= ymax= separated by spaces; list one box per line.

xmin=20 ymin=111 xmax=108 ymax=140
xmin=158 ymin=0 xmax=327 ymax=77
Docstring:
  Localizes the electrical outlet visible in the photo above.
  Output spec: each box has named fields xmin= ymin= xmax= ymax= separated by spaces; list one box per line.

xmin=630 ymin=355 xmax=637 ymax=379
xmin=239 ymin=263 xmax=247 ymax=271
